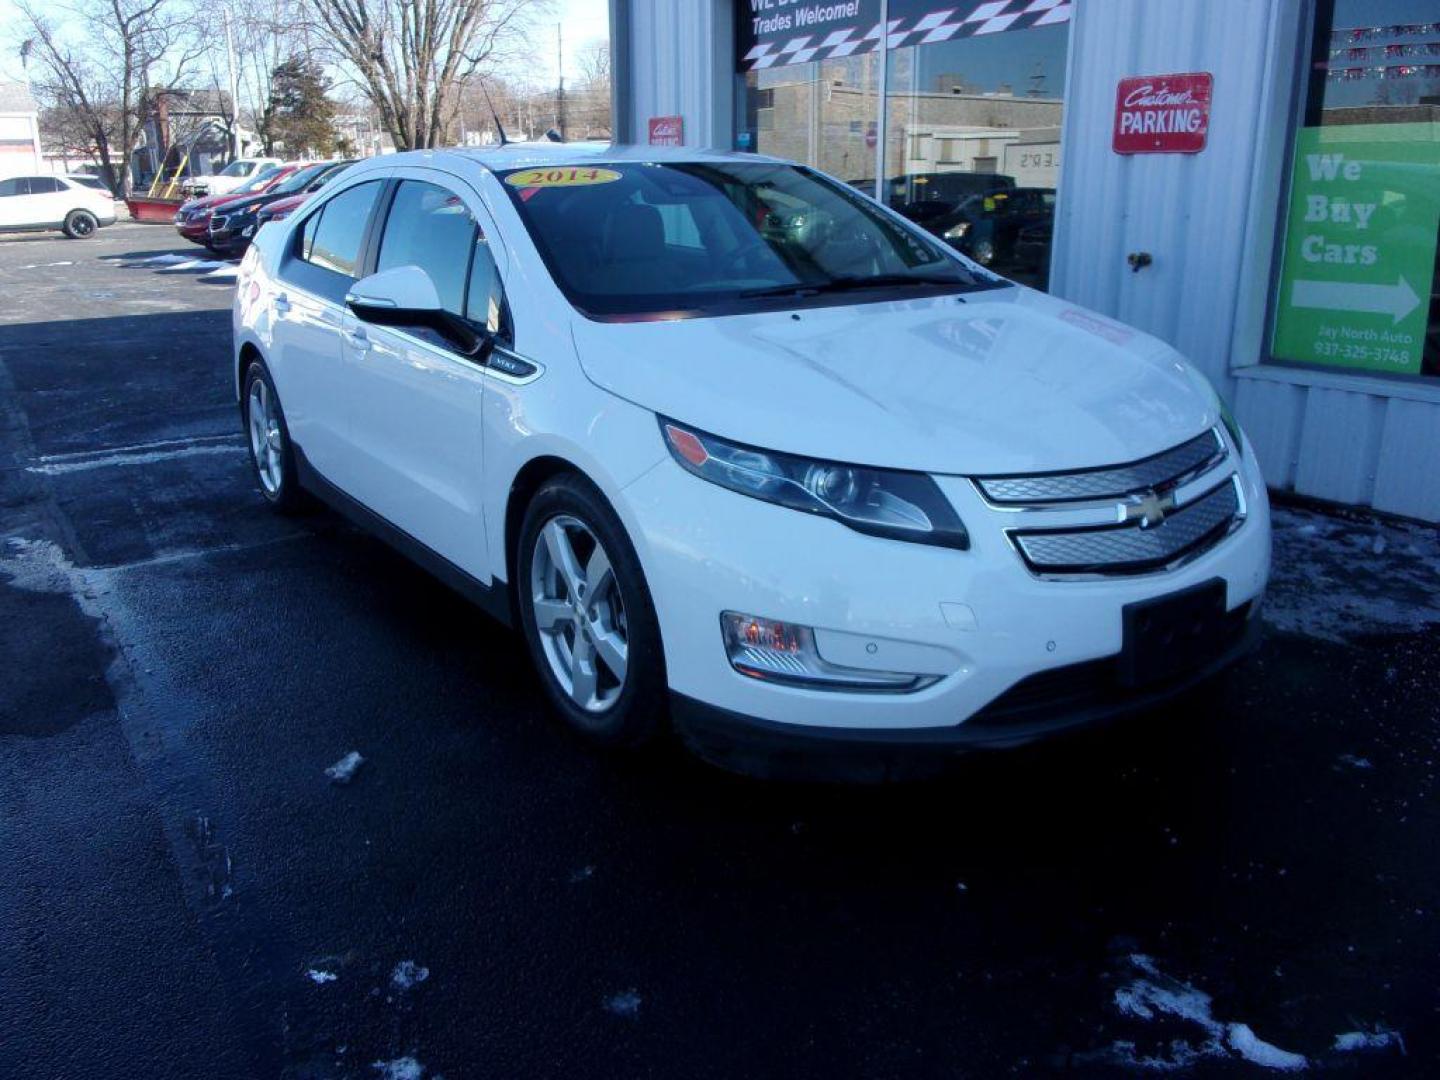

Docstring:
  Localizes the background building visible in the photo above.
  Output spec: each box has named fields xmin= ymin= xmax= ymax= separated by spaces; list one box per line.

xmin=0 ymin=82 xmax=43 ymax=176
xmin=611 ymin=0 xmax=1440 ymax=523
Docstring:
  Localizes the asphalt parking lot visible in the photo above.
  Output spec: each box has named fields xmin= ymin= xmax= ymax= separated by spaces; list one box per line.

xmin=1 ymin=222 xmax=1437 ymax=1078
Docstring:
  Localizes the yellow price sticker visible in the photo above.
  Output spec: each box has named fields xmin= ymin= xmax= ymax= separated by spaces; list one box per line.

xmin=504 ymin=167 xmax=622 ymax=189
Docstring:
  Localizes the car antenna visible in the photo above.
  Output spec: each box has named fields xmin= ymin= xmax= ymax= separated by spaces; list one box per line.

xmin=478 ymin=82 xmax=511 ymax=147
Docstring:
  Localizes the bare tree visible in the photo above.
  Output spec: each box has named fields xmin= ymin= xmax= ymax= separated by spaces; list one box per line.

xmin=225 ymin=0 xmax=313 ymax=153
xmin=570 ymin=37 xmax=611 ymax=139
xmin=16 ymin=0 xmax=203 ymax=193
xmin=301 ymin=0 xmax=550 ymax=150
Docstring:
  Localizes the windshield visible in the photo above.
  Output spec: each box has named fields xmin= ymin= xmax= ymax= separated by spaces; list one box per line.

xmin=221 ymin=161 xmax=255 ymax=178
xmin=272 ymin=163 xmax=332 ymax=196
xmin=497 ymin=161 xmax=1000 ymax=319
xmin=234 ymin=169 xmax=283 ymax=196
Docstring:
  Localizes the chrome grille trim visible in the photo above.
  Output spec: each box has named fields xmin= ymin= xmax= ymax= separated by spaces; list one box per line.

xmin=974 ymin=429 xmax=1225 ymax=506
xmin=1010 ymin=476 xmax=1242 ymax=576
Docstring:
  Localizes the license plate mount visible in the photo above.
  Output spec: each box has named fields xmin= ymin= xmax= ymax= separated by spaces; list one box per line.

xmin=1119 ymin=579 xmax=1228 ymax=688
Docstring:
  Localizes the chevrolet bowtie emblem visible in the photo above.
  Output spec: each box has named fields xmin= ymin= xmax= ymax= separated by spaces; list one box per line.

xmin=1121 ymin=489 xmax=1176 ymax=529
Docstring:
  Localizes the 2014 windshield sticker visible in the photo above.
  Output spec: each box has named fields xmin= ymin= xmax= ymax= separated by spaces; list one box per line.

xmin=505 ymin=167 xmax=622 ymax=189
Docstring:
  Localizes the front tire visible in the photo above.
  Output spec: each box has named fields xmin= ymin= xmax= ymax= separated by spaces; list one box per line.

xmin=63 ymin=210 xmax=98 ymax=239
xmin=516 ymin=475 xmax=667 ymax=747
xmin=242 ymin=359 xmax=306 ymax=513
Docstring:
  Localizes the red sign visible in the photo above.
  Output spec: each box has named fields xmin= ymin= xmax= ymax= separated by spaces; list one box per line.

xmin=1113 ymin=73 xmax=1212 ymax=154
xmin=648 ymin=115 xmax=683 ymax=147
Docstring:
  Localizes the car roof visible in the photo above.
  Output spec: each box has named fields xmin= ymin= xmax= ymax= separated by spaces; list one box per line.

xmin=344 ymin=142 xmax=792 ymax=180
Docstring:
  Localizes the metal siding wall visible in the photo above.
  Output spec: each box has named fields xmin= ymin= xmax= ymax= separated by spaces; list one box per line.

xmin=1050 ymin=0 xmax=1286 ymax=390
xmin=1373 ymin=400 xmax=1440 ymax=521
xmin=1233 ymin=377 xmax=1303 ymax=489
xmin=622 ymin=0 xmax=730 ymax=147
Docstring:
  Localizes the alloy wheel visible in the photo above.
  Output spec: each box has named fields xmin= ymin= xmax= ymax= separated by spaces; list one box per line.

xmin=247 ymin=379 xmax=283 ymax=495
xmin=529 ymin=515 xmax=629 ymax=713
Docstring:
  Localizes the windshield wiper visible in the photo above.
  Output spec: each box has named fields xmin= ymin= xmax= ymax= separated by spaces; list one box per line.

xmin=740 ymin=273 xmax=969 ymax=299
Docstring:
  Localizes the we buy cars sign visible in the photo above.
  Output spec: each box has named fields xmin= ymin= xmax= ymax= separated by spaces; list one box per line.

xmin=1113 ymin=73 xmax=1212 ymax=154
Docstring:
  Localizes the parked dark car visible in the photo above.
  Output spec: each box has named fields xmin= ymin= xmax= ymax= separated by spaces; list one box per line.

xmin=1014 ymin=219 xmax=1053 ymax=271
xmin=927 ymin=187 xmax=1055 ymax=267
xmin=208 ymin=160 xmax=354 ymax=257
xmin=884 ymin=171 xmax=1016 ymax=228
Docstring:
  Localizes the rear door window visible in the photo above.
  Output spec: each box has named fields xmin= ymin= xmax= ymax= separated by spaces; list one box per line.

xmin=307 ymin=182 xmax=382 ymax=277
xmin=282 ymin=180 xmax=384 ymax=303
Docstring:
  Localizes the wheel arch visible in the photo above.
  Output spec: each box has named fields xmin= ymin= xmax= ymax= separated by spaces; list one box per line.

xmin=236 ymin=340 xmax=264 ymax=405
xmin=503 ymin=454 xmax=584 ymax=593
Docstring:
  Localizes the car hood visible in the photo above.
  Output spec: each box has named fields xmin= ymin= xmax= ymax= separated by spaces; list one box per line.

xmin=186 ymin=190 xmax=254 ymax=212
xmin=572 ymin=286 xmax=1219 ymax=475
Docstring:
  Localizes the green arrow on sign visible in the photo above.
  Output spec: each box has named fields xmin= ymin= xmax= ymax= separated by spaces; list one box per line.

xmin=1291 ymin=276 xmax=1421 ymax=325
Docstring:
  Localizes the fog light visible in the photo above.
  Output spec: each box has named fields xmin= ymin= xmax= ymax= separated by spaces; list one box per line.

xmin=721 ymin=612 xmax=934 ymax=693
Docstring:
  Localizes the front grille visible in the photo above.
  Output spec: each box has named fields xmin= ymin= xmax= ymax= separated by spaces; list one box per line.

xmin=975 ymin=429 xmax=1224 ymax=505
xmin=1011 ymin=478 xmax=1241 ymax=575
xmin=970 ymin=601 xmax=1252 ymax=726
xmin=210 ymin=215 xmax=228 ymax=231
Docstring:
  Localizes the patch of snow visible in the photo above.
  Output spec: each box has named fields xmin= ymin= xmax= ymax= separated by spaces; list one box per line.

xmin=1227 ymin=1023 xmax=1307 ymax=1071
xmin=160 ymin=258 xmax=224 ymax=272
xmin=391 ymin=960 xmax=429 ymax=990
xmin=0 ymin=537 xmax=106 ymax=622
xmin=1264 ymin=507 xmax=1440 ymax=643
xmin=1105 ymin=954 xmax=1308 ymax=1072
xmin=1336 ymin=754 xmax=1373 ymax=770
xmin=604 ymin=989 xmax=642 ymax=1017
xmin=306 ymin=969 xmax=338 ymax=985
xmin=325 ymin=751 xmax=365 ymax=784
xmin=17 ymin=260 xmax=75 ymax=270
xmin=144 ymin=254 xmax=191 ymax=265
xmin=28 ymin=442 xmax=244 ymax=475
xmin=1333 ymin=1028 xmax=1403 ymax=1053
xmin=200 ymin=265 xmax=239 ymax=282
xmin=371 ymin=1057 xmax=424 ymax=1080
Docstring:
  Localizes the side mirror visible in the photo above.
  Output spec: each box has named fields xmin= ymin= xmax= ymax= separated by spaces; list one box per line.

xmin=346 ymin=265 xmax=492 ymax=360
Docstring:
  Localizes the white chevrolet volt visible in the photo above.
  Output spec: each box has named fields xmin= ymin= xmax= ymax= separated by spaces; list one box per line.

xmin=233 ymin=145 xmax=1270 ymax=777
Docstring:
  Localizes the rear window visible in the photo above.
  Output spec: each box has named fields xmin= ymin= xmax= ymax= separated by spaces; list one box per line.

xmin=497 ymin=160 xmax=997 ymax=320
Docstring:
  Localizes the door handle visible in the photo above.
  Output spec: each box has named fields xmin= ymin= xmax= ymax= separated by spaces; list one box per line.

xmin=345 ymin=328 xmax=370 ymax=352
xmin=273 ymin=293 xmax=291 ymax=314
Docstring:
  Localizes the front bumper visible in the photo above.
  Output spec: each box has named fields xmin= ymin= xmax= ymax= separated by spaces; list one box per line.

xmin=672 ymin=605 xmax=1260 ymax=779
xmin=621 ymin=435 xmax=1271 ymax=766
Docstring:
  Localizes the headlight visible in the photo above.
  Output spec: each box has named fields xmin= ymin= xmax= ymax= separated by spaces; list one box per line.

xmin=1219 ymin=399 xmax=1245 ymax=457
xmin=661 ymin=419 xmax=969 ymax=549
xmin=243 ymin=201 xmax=263 ymax=214
xmin=944 ymin=222 xmax=970 ymax=239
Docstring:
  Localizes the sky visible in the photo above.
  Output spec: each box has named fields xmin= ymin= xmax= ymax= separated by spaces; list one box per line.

xmin=0 ymin=0 xmax=611 ymax=88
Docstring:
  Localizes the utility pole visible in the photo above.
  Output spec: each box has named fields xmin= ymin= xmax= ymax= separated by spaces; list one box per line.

xmin=556 ymin=23 xmax=567 ymax=140
xmin=223 ymin=7 xmax=241 ymax=160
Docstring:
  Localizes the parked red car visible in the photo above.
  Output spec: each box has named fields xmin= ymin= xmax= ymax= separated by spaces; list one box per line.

xmin=172 ymin=165 xmax=300 ymax=248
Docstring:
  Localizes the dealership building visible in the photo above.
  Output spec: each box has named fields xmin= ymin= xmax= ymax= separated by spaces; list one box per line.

xmin=610 ymin=0 xmax=1440 ymax=522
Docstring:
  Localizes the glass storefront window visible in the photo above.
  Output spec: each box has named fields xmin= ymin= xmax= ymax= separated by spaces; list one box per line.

xmin=1270 ymin=0 xmax=1440 ymax=379
xmin=735 ymin=1 xmax=1070 ymax=292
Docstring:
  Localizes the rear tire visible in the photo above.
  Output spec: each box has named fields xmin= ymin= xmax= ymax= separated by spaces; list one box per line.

xmin=516 ymin=474 xmax=667 ymax=747
xmin=242 ymin=359 xmax=306 ymax=514
xmin=63 ymin=210 xmax=98 ymax=239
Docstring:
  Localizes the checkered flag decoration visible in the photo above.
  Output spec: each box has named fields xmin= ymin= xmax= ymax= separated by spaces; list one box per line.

xmin=742 ymin=0 xmax=1072 ymax=71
